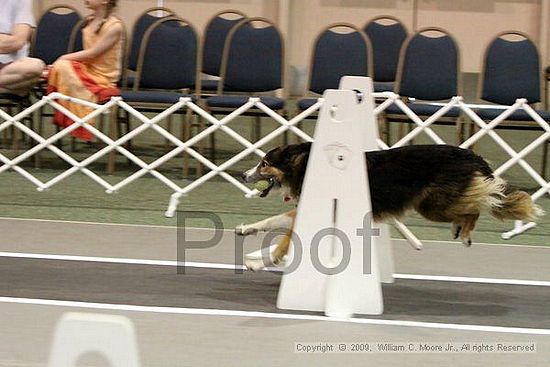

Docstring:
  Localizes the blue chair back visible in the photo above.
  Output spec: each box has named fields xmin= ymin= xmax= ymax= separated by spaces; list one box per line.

xmin=397 ymin=28 xmax=460 ymax=100
xmin=32 ymin=6 xmax=82 ymax=64
xmin=127 ymin=7 xmax=175 ymax=71
xmin=135 ymin=17 xmax=198 ymax=90
xmin=364 ymin=16 xmax=407 ymax=82
xmin=480 ymin=32 xmax=541 ymax=105
xmin=220 ymin=18 xmax=284 ymax=93
xmin=202 ymin=10 xmax=246 ymax=77
xmin=308 ymin=23 xmax=372 ymax=95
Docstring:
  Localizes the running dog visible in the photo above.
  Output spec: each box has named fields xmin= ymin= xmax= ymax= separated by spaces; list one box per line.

xmin=237 ymin=143 xmax=543 ymax=270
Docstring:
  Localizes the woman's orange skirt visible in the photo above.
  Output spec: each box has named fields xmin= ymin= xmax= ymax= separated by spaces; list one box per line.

xmin=47 ymin=60 xmax=120 ymax=141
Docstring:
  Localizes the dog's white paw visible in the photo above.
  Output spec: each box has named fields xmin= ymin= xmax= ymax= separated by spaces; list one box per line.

xmin=235 ymin=224 xmax=258 ymax=236
xmin=461 ymin=236 xmax=472 ymax=247
xmin=245 ymin=259 xmax=268 ymax=272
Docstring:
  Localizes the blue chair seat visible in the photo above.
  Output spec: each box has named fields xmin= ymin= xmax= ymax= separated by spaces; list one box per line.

xmin=297 ymin=98 xmax=320 ymax=111
xmin=207 ymin=95 xmax=285 ymax=110
xmin=0 ymin=93 xmax=29 ymax=102
xmin=385 ymin=101 xmax=461 ymax=117
xmin=121 ymin=90 xmax=196 ymax=104
xmin=475 ymin=108 xmax=550 ymax=123
xmin=374 ymin=81 xmax=394 ymax=92
xmin=201 ymin=79 xmax=219 ymax=91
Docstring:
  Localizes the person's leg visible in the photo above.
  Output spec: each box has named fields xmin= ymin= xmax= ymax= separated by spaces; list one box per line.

xmin=0 ymin=57 xmax=45 ymax=95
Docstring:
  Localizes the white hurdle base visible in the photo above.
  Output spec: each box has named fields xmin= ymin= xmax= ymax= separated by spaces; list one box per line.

xmin=48 ymin=312 xmax=141 ymax=367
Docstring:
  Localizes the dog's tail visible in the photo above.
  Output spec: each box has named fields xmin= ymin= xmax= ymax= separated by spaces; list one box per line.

xmin=490 ymin=182 xmax=544 ymax=221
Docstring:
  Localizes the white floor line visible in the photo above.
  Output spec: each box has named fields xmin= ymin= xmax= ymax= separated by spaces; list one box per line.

xmin=1 ymin=216 xmax=547 ymax=249
xmin=0 ymin=296 xmax=549 ymax=336
xmin=393 ymin=274 xmax=550 ymax=287
xmin=2 ymin=251 xmax=550 ymax=287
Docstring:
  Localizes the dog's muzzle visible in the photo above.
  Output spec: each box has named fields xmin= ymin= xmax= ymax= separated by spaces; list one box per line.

xmin=242 ymin=164 xmax=277 ymax=197
xmin=242 ymin=163 xmax=262 ymax=183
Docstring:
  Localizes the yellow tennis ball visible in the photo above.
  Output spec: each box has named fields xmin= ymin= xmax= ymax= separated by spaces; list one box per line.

xmin=254 ymin=180 xmax=271 ymax=191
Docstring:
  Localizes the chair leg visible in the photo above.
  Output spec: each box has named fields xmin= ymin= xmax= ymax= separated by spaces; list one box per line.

xmin=456 ymin=117 xmax=465 ymax=145
xmin=296 ymin=119 xmax=303 ymax=144
xmin=124 ymin=109 xmax=132 ymax=157
xmin=182 ymin=110 xmax=192 ymax=177
xmin=281 ymin=109 xmax=289 ymax=146
xmin=383 ymin=115 xmax=391 ymax=144
xmin=195 ymin=111 xmax=204 ymax=177
xmin=209 ymin=113 xmax=216 ymax=165
xmin=9 ymin=105 xmax=18 ymax=151
xmin=107 ymin=104 xmax=119 ymax=174
xmin=253 ymin=116 xmax=261 ymax=142
xmin=32 ymin=105 xmax=41 ymax=168
xmin=542 ymin=139 xmax=549 ymax=180
xmin=55 ymin=125 xmax=62 ymax=148
xmin=165 ymin=114 xmax=173 ymax=149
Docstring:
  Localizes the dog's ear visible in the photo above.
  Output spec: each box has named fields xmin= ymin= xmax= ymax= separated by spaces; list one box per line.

xmin=293 ymin=151 xmax=308 ymax=168
xmin=263 ymin=146 xmax=283 ymax=165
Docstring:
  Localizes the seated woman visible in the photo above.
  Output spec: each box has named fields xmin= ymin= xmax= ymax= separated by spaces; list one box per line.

xmin=0 ymin=0 xmax=45 ymax=96
xmin=48 ymin=0 xmax=123 ymax=141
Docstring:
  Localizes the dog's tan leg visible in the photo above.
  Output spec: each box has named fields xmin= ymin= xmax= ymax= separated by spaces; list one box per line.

xmin=451 ymin=219 xmax=465 ymax=240
xmin=458 ymin=213 xmax=479 ymax=247
xmin=244 ymin=210 xmax=296 ymax=271
xmin=272 ymin=226 xmax=294 ymax=265
xmin=236 ymin=209 xmax=296 ymax=236
xmin=272 ymin=209 xmax=296 ymax=264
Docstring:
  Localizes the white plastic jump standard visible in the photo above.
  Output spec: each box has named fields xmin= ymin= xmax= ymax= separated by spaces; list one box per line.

xmin=48 ymin=312 xmax=141 ymax=367
xmin=277 ymin=77 xmax=385 ymax=317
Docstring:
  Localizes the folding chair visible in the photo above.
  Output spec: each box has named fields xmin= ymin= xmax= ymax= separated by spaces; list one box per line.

xmin=205 ymin=17 xmax=286 ymax=163
xmin=122 ymin=7 xmax=176 ymax=89
xmin=383 ymin=27 xmax=463 ymax=143
xmin=31 ymin=5 xmax=82 ymax=65
xmin=476 ymin=31 xmax=550 ymax=178
xmin=117 ymin=16 xmax=201 ymax=175
xmin=296 ymin=23 xmax=372 ymax=113
xmin=200 ymin=10 xmax=247 ymax=95
xmin=363 ymin=16 xmax=407 ymax=92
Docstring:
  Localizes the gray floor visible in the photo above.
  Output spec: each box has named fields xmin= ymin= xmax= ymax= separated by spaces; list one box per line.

xmin=1 ymin=218 xmax=550 ymax=366
xmin=2 ymin=258 xmax=550 ymax=330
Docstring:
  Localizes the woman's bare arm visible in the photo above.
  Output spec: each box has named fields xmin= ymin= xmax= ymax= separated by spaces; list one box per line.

xmin=58 ymin=22 xmax=122 ymax=62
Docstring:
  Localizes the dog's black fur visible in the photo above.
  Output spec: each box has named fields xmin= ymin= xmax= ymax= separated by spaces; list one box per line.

xmin=259 ymin=143 xmax=496 ymax=219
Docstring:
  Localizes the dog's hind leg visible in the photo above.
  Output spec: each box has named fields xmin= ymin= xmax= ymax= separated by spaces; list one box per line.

xmin=454 ymin=213 xmax=479 ymax=247
xmin=236 ymin=209 xmax=296 ymax=236
xmin=451 ymin=220 xmax=464 ymax=240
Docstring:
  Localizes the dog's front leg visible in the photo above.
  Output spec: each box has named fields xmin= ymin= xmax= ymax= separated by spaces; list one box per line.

xmin=235 ymin=209 xmax=296 ymax=236
xmin=245 ymin=212 xmax=296 ymax=271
